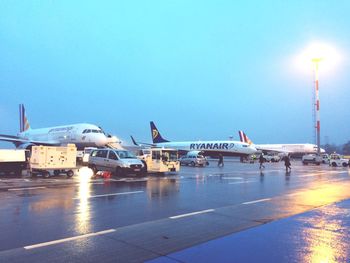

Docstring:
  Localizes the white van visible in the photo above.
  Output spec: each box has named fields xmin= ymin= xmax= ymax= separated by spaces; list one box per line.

xmin=88 ymin=149 xmax=144 ymax=176
xmin=179 ymin=151 xmax=208 ymax=167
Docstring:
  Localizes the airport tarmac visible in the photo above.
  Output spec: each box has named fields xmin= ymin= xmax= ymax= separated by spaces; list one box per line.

xmin=0 ymin=159 xmax=350 ymax=262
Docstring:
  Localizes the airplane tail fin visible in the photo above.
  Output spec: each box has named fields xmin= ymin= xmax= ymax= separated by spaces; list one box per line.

xmin=238 ymin=131 xmax=253 ymax=145
xmin=150 ymin=121 xmax=169 ymax=143
xmin=19 ymin=104 xmax=31 ymax=133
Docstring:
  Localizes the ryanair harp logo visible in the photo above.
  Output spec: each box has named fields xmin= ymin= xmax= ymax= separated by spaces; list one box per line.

xmin=152 ymin=129 xmax=159 ymax=139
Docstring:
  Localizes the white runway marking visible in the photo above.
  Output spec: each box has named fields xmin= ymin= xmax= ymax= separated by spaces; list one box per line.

xmin=8 ymin=187 xmax=46 ymax=191
xmin=170 ymin=209 xmax=215 ymax=219
xmin=229 ymin=180 xmax=256 ymax=185
xmin=24 ymin=229 xmax=116 ymax=250
xmin=242 ymin=198 xmax=271 ymax=205
xmin=221 ymin=177 xmax=244 ymax=180
xmin=72 ymin=191 xmax=144 ymax=199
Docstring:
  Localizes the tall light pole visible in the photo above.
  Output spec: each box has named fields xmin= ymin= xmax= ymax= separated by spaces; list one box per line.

xmin=297 ymin=42 xmax=339 ymax=155
xmin=312 ymin=58 xmax=322 ymax=155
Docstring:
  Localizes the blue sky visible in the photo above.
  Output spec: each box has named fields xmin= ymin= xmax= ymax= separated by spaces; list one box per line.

xmin=1 ymin=0 xmax=350 ymax=147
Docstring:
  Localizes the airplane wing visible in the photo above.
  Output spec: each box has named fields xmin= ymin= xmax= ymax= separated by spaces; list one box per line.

xmin=0 ymin=134 xmax=60 ymax=147
xmin=130 ymin=136 xmax=154 ymax=147
xmin=256 ymin=147 xmax=291 ymax=155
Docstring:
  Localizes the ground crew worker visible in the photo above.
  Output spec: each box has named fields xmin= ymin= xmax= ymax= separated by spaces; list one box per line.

xmin=218 ymin=154 xmax=224 ymax=167
xmin=284 ymin=154 xmax=291 ymax=173
xmin=259 ymin=154 xmax=265 ymax=169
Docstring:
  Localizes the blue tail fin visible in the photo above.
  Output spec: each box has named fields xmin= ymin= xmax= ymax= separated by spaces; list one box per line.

xmin=19 ymin=104 xmax=31 ymax=133
xmin=150 ymin=121 xmax=169 ymax=143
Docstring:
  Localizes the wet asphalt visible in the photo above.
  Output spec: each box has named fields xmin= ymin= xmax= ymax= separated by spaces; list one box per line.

xmin=0 ymin=159 xmax=350 ymax=262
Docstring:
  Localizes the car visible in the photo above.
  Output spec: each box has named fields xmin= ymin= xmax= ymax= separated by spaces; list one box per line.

xmin=179 ymin=152 xmax=208 ymax=167
xmin=329 ymin=154 xmax=349 ymax=167
xmin=88 ymin=149 xmax=144 ymax=176
xmin=302 ymin=154 xmax=322 ymax=165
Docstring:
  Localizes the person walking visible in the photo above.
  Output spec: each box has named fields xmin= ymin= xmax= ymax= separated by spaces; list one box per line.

xmin=259 ymin=153 xmax=265 ymax=169
xmin=284 ymin=154 xmax=291 ymax=173
xmin=218 ymin=154 xmax=224 ymax=167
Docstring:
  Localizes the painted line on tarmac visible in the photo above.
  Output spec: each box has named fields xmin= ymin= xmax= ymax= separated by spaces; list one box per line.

xmin=170 ymin=209 xmax=215 ymax=219
xmin=295 ymin=171 xmax=345 ymax=178
xmin=24 ymin=229 xmax=116 ymax=250
xmin=242 ymin=198 xmax=271 ymax=205
xmin=221 ymin=177 xmax=244 ymax=180
xmin=72 ymin=190 xmax=144 ymax=199
xmin=229 ymin=180 xmax=256 ymax=185
xmin=8 ymin=187 xmax=46 ymax=191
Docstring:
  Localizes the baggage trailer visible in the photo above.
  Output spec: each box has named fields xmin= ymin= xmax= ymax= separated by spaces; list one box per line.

xmin=0 ymin=149 xmax=29 ymax=176
xmin=29 ymin=144 xmax=77 ymax=178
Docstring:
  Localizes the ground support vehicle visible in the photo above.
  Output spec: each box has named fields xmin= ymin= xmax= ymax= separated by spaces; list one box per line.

xmin=81 ymin=147 xmax=97 ymax=165
xmin=0 ymin=149 xmax=29 ymax=175
xmin=302 ymin=154 xmax=322 ymax=165
xmin=88 ymin=149 xmax=144 ymax=176
xmin=137 ymin=148 xmax=180 ymax=174
xmin=263 ymin=154 xmax=281 ymax=162
xmin=328 ymin=154 xmax=349 ymax=167
xmin=29 ymin=144 xmax=77 ymax=178
xmin=321 ymin=154 xmax=329 ymax=164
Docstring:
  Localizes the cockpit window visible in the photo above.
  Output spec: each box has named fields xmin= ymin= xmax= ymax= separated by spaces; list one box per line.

xmin=83 ymin=129 xmax=104 ymax=134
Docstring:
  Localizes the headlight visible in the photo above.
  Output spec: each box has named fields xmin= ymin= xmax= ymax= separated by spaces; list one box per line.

xmin=120 ymin=163 xmax=130 ymax=168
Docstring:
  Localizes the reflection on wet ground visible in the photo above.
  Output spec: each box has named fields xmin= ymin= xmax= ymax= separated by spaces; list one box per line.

xmin=149 ymin=199 xmax=350 ymax=263
xmin=0 ymin=160 xmax=350 ymax=262
xmin=299 ymin=203 xmax=350 ymax=263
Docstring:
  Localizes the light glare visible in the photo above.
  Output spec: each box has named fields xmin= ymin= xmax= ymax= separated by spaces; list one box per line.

xmin=78 ymin=167 xmax=93 ymax=181
xmin=294 ymin=42 xmax=341 ymax=74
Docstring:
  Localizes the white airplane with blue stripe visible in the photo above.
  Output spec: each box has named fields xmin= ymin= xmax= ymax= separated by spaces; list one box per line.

xmin=0 ymin=104 xmax=119 ymax=150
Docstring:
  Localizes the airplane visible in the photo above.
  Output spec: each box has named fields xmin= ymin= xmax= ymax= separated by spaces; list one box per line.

xmin=131 ymin=122 xmax=258 ymax=157
xmin=0 ymin=104 xmax=120 ymax=150
xmin=238 ymin=130 xmax=325 ymax=155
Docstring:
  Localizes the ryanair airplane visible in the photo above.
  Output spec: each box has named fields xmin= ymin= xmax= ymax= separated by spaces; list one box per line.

xmin=0 ymin=104 xmax=119 ymax=150
xmin=133 ymin=121 xmax=257 ymax=157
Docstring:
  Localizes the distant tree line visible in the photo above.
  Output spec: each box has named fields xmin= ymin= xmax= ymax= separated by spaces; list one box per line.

xmin=322 ymin=141 xmax=350 ymax=155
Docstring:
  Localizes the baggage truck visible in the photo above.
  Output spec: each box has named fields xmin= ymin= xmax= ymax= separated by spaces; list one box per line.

xmin=30 ymin=144 xmax=77 ymax=178
xmin=329 ymin=153 xmax=349 ymax=167
xmin=137 ymin=148 xmax=180 ymax=174
xmin=0 ymin=149 xmax=29 ymax=175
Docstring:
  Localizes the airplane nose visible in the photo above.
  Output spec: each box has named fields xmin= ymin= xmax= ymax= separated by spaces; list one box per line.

xmin=96 ymin=135 xmax=108 ymax=147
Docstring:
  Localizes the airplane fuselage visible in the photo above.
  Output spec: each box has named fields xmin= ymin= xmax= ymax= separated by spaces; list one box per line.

xmin=18 ymin=123 xmax=111 ymax=149
xmin=256 ymin=143 xmax=325 ymax=154
xmin=154 ymin=140 xmax=257 ymax=156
